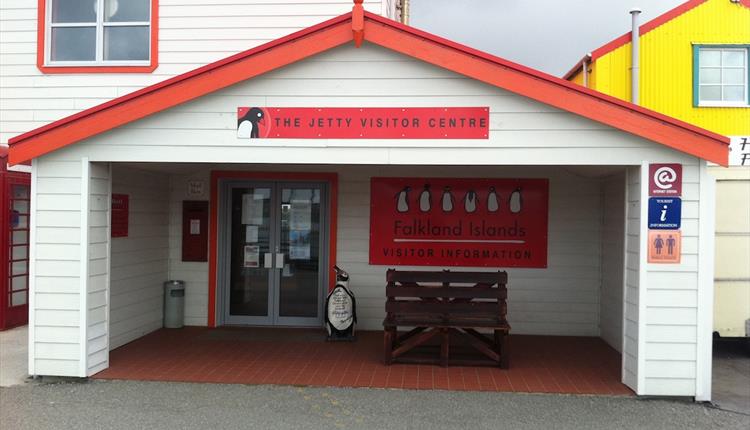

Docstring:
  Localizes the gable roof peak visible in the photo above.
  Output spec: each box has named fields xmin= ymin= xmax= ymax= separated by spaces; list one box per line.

xmin=8 ymin=9 xmax=729 ymax=166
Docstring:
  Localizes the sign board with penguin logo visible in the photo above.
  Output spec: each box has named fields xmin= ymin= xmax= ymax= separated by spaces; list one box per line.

xmin=236 ymin=107 xmax=489 ymax=139
xmin=370 ymin=177 xmax=549 ymax=268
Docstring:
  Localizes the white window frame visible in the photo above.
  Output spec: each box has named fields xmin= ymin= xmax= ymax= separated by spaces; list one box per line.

xmin=45 ymin=0 xmax=152 ymax=67
xmin=696 ymin=46 xmax=749 ymax=108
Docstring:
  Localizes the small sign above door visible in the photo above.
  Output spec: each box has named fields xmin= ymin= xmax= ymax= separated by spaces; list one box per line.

xmin=237 ymin=107 xmax=489 ymax=139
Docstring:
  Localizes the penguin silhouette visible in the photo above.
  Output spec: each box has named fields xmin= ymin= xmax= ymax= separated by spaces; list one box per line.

xmin=464 ymin=190 xmax=478 ymax=213
xmin=237 ymin=107 xmax=265 ymax=138
xmin=487 ymin=186 xmax=499 ymax=212
xmin=509 ymin=187 xmax=523 ymax=213
xmin=419 ymin=184 xmax=432 ymax=212
xmin=441 ymin=186 xmax=454 ymax=212
xmin=396 ymin=186 xmax=411 ymax=213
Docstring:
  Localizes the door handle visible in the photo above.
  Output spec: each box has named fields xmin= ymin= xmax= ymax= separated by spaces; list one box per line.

xmin=275 ymin=253 xmax=285 ymax=268
xmin=264 ymin=253 xmax=273 ymax=269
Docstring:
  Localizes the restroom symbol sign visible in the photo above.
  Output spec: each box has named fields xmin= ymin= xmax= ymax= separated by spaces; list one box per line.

xmin=648 ymin=230 xmax=681 ymax=264
xmin=648 ymin=197 xmax=681 ymax=229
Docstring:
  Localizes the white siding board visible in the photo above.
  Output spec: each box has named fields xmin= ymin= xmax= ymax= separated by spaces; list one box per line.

xmin=33 ymin=359 xmax=80 ymax=376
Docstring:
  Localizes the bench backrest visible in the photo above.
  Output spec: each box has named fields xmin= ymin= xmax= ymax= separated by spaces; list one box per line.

xmin=385 ymin=269 xmax=508 ymax=321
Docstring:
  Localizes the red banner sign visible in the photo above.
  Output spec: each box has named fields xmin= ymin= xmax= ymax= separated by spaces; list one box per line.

xmin=369 ymin=178 xmax=549 ymax=268
xmin=111 ymin=194 xmax=129 ymax=238
xmin=648 ymin=163 xmax=682 ymax=196
xmin=237 ymin=107 xmax=489 ymax=139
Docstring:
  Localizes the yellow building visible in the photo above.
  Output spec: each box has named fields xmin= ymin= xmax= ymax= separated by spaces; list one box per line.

xmin=566 ymin=0 xmax=750 ymax=338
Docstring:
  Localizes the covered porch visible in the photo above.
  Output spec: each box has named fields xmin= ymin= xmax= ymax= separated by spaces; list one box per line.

xmin=94 ymin=327 xmax=631 ymax=395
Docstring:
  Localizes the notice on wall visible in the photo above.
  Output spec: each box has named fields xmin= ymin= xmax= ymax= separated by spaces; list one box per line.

xmin=369 ymin=177 xmax=549 ymax=267
xmin=245 ymin=225 xmax=259 ymax=243
xmin=241 ymin=193 xmax=264 ymax=225
xmin=187 ymin=180 xmax=205 ymax=197
xmin=189 ymin=219 xmax=201 ymax=235
xmin=648 ymin=230 xmax=681 ymax=264
xmin=237 ymin=107 xmax=490 ymax=139
xmin=243 ymin=245 xmax=260 ymax=268
xmin=289 ymin=200 xmax=312 ymax=230
xmin=289 ymin=230 xmax=311 ymax=260
xmin=111 ymin=194 xmax=129 ymax=238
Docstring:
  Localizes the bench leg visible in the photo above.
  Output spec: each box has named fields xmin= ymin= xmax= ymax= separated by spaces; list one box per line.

xmin=384 ymin=328 xmax=394 ymax=365
xmin=440 ymin=328 xmax=450 ymax=367
xmin=495 ymin=330 xmax=510 ymax=369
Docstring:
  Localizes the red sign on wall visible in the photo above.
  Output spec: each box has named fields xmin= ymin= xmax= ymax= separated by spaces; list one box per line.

xmin=237 ymin=107 xmax=489 ymax=139
xmin=648 ymin=163 xmax=682 ymax=196
xmin=111 ymin=194 xmax=129 ymax=238
xmin=369 ymin=178 xmax=549 ymax=268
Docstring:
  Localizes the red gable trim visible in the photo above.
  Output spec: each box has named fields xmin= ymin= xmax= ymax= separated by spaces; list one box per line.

xmin=9 ymin=10 xmax=729 ymax=166
xmin=563 ymin=0 xmax=710 ymax=80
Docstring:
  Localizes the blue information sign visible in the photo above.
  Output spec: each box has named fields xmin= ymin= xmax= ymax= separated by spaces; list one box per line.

xmin=648 ymin=197 xmax=681 ymax=229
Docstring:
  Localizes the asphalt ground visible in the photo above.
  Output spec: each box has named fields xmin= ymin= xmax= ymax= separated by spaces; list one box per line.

xmin=1 ymin=379 xmax=748 ymax=430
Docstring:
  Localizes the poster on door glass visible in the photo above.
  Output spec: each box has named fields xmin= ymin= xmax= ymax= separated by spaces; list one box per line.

xmin=245 ymin=225 xmax=259 ymax=243
xmin=289 ymin=200 xmax=312 ymax=230
xmin=241 ymin=193 xmax=264 ymax=225
xmin=289 ymin=230 xmax=311 ymax=260
xmin=243 ymin=245 xmax=260 ymax=267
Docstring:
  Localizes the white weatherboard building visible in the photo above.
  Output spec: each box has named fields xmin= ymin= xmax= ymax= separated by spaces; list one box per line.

xmin=3 ymin=2 xmax=729 ymax=401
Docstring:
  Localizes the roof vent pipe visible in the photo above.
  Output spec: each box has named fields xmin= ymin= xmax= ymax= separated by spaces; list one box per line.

xmin=630 ymin=8 xmax=641 ymax=104
xmin=400 ymin=0 xmax=410 ymax=25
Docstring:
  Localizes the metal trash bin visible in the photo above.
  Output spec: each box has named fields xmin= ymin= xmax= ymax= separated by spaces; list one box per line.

xmin=163 ymin=280 xmax=185 ymax=329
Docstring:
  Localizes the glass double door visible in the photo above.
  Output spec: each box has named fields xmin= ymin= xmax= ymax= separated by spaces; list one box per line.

xmin=222 ymin=181 xmax=326 ymax=326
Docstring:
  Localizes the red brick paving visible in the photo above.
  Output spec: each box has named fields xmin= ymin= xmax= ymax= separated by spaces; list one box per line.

xmin=93 ymin=327 xmax=633 ymax=396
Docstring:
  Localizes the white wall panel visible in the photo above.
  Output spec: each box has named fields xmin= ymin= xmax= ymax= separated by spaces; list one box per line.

xmin=109 ymin=166 xmax=170 ymax=350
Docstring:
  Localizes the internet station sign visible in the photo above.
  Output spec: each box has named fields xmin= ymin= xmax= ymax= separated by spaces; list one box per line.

xmin=369 ymin=178 xmax=549 ymax=268
xmin=237 ymin=107 xmax=489 ymax=139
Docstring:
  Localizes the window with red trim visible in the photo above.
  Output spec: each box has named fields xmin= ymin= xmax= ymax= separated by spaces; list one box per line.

xmin=38 ymin=0 xmax=158 ymax=73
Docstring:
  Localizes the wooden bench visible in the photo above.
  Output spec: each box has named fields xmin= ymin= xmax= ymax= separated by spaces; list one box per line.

xmin=383 ymin=269 xmax=510 ymax=368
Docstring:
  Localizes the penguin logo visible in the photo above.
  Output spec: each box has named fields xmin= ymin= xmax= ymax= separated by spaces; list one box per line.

xmin=464 ymin=190 xmax=478 ymax=213
xmin=487 ymin=186 xmax=499 ymax=212
xmin=396 ymin=186 xmax=411 ymax=213
xmin=509 ymin=187 xmax=523 ymax=213
xmin=441 ymin=186 xmax=454 ymax=212
xmin=419 ymin=184 xmax=432 ymax=212
xmin=237 ymin=107 xmax=266 ymax=138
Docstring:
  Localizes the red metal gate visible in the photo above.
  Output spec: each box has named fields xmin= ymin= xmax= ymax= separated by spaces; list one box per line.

xmin=0 ymin=162 xmax=31 ymax=330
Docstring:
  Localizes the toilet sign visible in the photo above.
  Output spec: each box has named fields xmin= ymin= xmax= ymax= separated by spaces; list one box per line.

xmin=648 ymin=197 xmax=682 ymax=229
xmin=649 ymin=164 xmax=682 ymax=196
xmin=648 ymin=230 xmax=681 ymax=264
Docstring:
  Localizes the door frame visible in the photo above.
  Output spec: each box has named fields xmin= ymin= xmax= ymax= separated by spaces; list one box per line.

xmin=208 ymin=171 xmax=338 ymax=328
